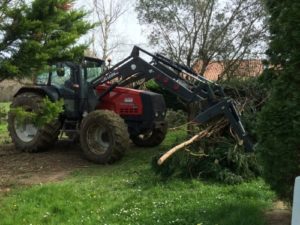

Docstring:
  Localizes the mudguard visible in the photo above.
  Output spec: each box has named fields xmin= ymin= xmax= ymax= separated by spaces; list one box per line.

xmin=14 ymin=86 xmax=60 ymax=101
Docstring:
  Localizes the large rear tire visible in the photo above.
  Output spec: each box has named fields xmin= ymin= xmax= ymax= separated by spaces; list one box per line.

xmin=8 ymin=92 xmax=61 ymax=152
xmin=80 ymin=110 xmax=129 ymax=164
xmin=131 ymin=124 xmax=168 ymax=147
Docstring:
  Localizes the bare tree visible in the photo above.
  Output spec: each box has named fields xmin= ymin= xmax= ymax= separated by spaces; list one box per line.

xmin=92 ymin=0 xmax=128 ymax=60
xmin=137 ymin=0 xmax=268 ymax=131
xmin=136 ymin=0 xmax=268 ymax=80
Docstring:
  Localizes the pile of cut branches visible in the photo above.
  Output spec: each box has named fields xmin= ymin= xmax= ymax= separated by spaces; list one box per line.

xmin=153 ymin=77 xmax=268 ymax=184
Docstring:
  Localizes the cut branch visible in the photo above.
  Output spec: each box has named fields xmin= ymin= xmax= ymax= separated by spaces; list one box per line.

xmin=157 ymin=119 xmax=228 ymax=165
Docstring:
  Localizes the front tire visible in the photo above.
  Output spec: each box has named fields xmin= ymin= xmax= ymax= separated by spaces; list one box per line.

xmin=8 ymin=92 xmax=61 ymax=152
xmin=80 ymin=110 xmax=129 ymax=164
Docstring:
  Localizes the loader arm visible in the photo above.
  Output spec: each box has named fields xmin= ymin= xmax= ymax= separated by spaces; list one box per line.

xmin=90 ymin=46 xmax=253 ymax=151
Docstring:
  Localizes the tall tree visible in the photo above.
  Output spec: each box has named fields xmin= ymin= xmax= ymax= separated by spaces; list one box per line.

xmin=256 ymin=0 xmax=300 ymax=202
xmin=0 ymin=0 xmax=93 ymax=81
xmin=92 ymin=0 xmax=128 ymax=60
xmin=136 ymin=0 xmax=267 ymax=79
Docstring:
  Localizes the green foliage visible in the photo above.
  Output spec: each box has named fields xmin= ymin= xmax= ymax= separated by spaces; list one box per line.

xmin=0 ymin=0 xmax=94 ymax=80
xmin=153 ymin=136 xmax=261 ymax=185
xmin=11 ymin=97 xmax=64 ymax=127
xmin=154 ymin=77 xmax=268 ymax=184
xmin=0 ymin=105 xmax=6 ymax=121
xmin=219 ymin=76 xmax=269 ymax=137
xmin=0 ymin=102 xmax=9 ymax=125
xmin=256 ymin=0 xmax=300 ymax=202
xmin=165 ymin=109 xmax=187 ymax=128
xmin=0 ymin=103 xmax=8 ymax=133
xmin=0 ymin=102 xmax=10 ymax=144
xmin=146 ymin=80 xmax=186 ymax=111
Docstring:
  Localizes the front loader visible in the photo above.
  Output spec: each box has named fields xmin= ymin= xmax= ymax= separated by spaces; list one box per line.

xmin=8 ymin=46 xmax=253 ymax=164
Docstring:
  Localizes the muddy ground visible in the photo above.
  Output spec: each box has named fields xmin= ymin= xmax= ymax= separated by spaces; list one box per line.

xmin=0 ymin=142 xmax=292 ymax=225
xmin=0 ymin=141 xmax=92 ymax=192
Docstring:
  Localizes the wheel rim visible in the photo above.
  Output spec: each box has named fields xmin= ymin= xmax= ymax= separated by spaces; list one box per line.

xmin=14 ymin=120 xmax=38 ymax=143
xmin=137 ymin=131 xmax=153 ymax=140
xmin=86 ymin=125 xmax=111 ymax=155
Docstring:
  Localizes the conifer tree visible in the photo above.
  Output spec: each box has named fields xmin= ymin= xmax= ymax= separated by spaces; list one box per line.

xmin=257 ymin=0 xmax=300 ymax=201
xmin=0 ymin=0 xmax=93 ymax=80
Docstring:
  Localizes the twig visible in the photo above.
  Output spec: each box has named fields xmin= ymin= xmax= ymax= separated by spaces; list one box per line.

xmin=255 ymin=94 xmax=269 ymax=108
xmin=184 ymin=148 xmax=208 ymax=158
xmin=168 ymin=121 xmax=193 ymax=131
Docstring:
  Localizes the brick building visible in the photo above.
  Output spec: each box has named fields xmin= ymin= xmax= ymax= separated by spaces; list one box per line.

xmin=193 ymin=59 xmax=264 ymax=81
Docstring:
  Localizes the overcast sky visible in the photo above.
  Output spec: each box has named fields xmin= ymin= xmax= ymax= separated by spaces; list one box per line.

xmin=76 ymin=0 xmax=149 ymax=61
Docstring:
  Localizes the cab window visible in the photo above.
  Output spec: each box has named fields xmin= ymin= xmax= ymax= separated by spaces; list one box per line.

xmin=86 ymin=66 xmax=102 ymax=82
xmin=83 ymin=60 xmax=104 ymax=82
xmin=51 ymin=65 xmax=72 ymax=87
xmin=35 ymin=71 xmax=49 ymax=85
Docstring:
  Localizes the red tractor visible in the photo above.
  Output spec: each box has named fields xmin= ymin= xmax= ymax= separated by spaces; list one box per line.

xmin=8 ymin=46 xmax=253 ymax=164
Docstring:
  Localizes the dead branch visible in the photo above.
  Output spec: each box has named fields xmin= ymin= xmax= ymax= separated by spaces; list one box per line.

xmin=157 ymin=119 xmax=228 ymax=165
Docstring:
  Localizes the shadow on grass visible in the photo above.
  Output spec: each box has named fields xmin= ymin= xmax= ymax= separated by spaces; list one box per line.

xmin=202 ymin=201 xmax=267 ymax=225
xmin=101 ymin=190 xmax=268 ymax=225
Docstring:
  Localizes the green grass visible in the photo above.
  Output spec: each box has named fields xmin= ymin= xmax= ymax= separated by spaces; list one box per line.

xmin=0 ymin=102 xmax=10 ymax=144
xmin=0 ymin=130 xmax=275 ymax=225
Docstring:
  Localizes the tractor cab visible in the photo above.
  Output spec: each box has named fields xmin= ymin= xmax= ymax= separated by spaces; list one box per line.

xmin=34 ymin=57 xmax=106 ymax=119
xmin=36 ymin=57 xmax=105 ymax=86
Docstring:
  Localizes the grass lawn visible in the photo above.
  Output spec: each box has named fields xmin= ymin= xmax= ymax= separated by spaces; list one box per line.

xmin=0 ymin=107 xmax=275 ymax=225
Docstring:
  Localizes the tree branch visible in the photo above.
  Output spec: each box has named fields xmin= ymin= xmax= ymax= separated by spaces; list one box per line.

xmin=158 ymin=119 xmax=228 ymax=165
